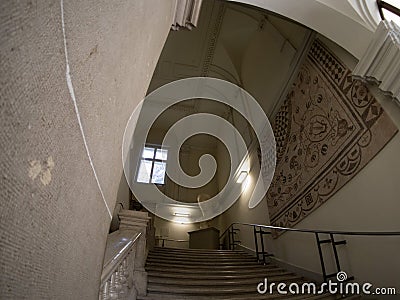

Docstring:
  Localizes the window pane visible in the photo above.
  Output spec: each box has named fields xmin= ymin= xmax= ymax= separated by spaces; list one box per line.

xmin=151 ymin=161 xmax=166 ymax=184
xmin=137 ymin=160 xmax=152 ymax=183
xmin=142 ymin=147 xmax=155 ymax=159
xmin=155 ymin=148 xmax=168 ymax=160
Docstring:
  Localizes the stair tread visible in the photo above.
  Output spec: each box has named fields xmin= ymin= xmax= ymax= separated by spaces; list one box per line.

xmin=147 ymin=270 xmax=292 ymax=279
xmin=146 ymin=266 xmax=283 ymax=275
xmin=149 ymin=252 xmax=250 ymax=258
xmin=146 ymin=262 xmax=272 ymax=269
xmin=147 ymin=254 xmax=256 ymax=259
xmin=141 ymin=247 xmax=356 ymax=300
xmin=146 ymin=260 xmax=260 ymax=266
xmin=153 ymin=247 xmax=245 ymax=253
xmin=147 ymin=284 xmax=287 ymax=294
xmin=148 ymin=274 xmax=302 ymax=286
xmin=138 ymin=293 xmax=339 ymax=300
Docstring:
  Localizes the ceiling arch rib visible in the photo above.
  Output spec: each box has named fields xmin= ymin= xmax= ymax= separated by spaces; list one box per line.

xmin=226 ymin=0 xmax=382 ymax=59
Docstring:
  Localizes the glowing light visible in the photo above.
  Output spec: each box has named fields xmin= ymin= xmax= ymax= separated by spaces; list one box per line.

xmin=173 ymin=212 xmax=190 ymax=217
xmin=237 ymin=171 xmax=248 ymax=183
xmin=173 ymin=217 xmax=190 ymax=224
xmin=241 ymin=175 xmax=251 ymax=192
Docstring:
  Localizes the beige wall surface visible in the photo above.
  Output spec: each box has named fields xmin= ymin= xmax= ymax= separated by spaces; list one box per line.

xmin=154 ymin=214 xmax=221 ymax=249
xmin=218 ymin=36 xmax=400 ymax=293
xmin=0 ymin=0 xmax=175 ymax=298
xmin=109 ymin=174 xmax=131 ymax=233
xmin=154 ymin=216 xmax=197 ymax=249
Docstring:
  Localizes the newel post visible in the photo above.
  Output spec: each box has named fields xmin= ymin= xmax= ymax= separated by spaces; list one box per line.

xmin=118 ymin=210 xmax=151 ymax=296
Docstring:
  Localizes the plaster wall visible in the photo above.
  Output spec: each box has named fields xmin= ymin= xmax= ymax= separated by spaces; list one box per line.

xmin=0 ymin=0 xmax=175 ymax=298
xmin=218 ymin=36 xmax=400 ymax=293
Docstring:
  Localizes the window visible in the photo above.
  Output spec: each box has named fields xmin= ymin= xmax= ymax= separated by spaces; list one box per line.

xmin=137 ymin=146 xmax=168 ymax=184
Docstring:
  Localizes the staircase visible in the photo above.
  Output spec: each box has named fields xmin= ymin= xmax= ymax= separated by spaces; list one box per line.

xmin=138 ymin=247 xmax=360 ymax=300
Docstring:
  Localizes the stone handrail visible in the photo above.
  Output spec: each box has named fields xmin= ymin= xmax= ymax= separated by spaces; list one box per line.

xmin=100 ymin=230 xmax=141 ymax=299
xmin=100 ymin=210 xmax=152 ymax=300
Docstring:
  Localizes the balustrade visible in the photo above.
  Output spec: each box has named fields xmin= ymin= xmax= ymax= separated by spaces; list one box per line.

xmin=99 ymin=210 xmax=152 ymax=300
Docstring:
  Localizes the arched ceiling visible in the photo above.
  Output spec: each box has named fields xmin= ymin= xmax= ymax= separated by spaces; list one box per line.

xmin=147 ymin=0 xmax=311 ymax=138
xmin=227 ymin=0 xmax=381 ymax=58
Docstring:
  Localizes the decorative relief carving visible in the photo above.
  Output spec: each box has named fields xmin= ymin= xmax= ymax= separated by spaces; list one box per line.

xmin=267 ymin=39 xmax=398 ymax=236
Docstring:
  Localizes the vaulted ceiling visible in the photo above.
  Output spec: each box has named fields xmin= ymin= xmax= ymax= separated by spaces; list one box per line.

xmin=145 ymin=0 xmax=312 ymax=149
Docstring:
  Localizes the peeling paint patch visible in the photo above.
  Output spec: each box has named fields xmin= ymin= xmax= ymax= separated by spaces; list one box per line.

xmin=28 ymin=156 xmax=55 ymax=186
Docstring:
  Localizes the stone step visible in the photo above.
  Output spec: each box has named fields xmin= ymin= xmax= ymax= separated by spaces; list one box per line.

xmin=141 ymin=247 xmax=360 ymax=300
xmin=146 ymin=278 xmax=310 ymax=295
xmin=138 ymin=292 xmax=340 ymax=300
xmin=148 ymin=253 xmax=254 ymax=260
xmin=147 ymin=269 xmax=292 ymax=280
xmin=146 ymin=258 xmax=260 ymax=266
xmin=147 ymin=257 xmax=257 ymax=264
xmin=147 ymin=252 xmax=255 ymax=261
xmin=153 ymin=246 xmax=239 ymax=251
xmin=146 ymin=266 xmax=284 ymax=276
xmin=148 ymin=274 xmax=302 ymax=286
xmin=146 ymin=261 xmax=272 ymax=270
xmin=151 ymin=247 xmax=245 ymax=255
xmin=150 ymin=249 xmax=247 ymax=257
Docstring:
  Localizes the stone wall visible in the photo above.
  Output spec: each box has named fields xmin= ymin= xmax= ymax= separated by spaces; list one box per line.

xmin=0 ymin=0 xmax=175 ymax=298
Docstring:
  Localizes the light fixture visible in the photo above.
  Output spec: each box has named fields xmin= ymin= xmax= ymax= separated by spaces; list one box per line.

xmin=236 ymin=171 xmax=248 ymax=183
xmin=174 ymin=212 xmax=190 ymax=217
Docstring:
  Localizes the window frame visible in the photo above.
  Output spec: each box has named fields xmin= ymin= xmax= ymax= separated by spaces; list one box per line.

xmin=136 ymin=144 xmax=168 ymax=185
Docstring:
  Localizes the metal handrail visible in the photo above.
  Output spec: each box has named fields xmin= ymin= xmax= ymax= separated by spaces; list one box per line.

xmin=219 ymin=224 xmax=237 ymax=240
xmin=220 ymin=222 xmax=400 ymax=238
xmin=377 ymin=0 xmax=400 ymax=20
xmin=219 ymin=222 xmax=400 ymax=283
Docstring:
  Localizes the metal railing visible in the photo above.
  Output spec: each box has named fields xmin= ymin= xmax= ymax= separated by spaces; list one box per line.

xmin=377 ymin=0 xmax=400 ymax=20
xmin=220 ymin=222 xmax=400 ymax=283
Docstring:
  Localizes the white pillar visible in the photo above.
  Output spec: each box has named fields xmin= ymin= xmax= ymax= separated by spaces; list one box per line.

xmin=118 ymin=210 xmax=151 ymax=296
xmin=172 ymin=0 xmax=203 ymax=30
xmin=353 ymin=20 xmax=400 ymax=104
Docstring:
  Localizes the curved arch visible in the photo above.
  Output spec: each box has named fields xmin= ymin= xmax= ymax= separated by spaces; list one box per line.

xmin=227 ymin=0 xmax=381 ymax=59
